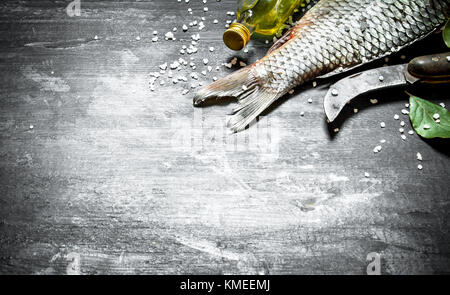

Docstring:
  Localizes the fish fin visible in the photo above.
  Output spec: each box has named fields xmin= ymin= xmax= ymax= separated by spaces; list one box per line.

xmin=227 ymin=86 xmax=280 ymax=133
xmin=193 ymin=66 xmax=280 ymax=132
xmin=193 ymin=67 xmax=259 ymax=106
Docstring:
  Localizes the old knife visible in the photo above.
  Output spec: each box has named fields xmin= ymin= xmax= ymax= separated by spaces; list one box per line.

xmin=323 ymin=52 xmax=450 ymax=122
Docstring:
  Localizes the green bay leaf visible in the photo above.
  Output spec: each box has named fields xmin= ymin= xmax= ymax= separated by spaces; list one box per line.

xmin=444 ymin=19 xmax=450 ymax=48
xmin=409 ymin=95 xmax=450 ymax=139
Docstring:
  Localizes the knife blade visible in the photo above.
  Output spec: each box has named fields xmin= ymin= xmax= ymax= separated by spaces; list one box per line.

xmin=323 ymin=52 xmax=450 ymax=122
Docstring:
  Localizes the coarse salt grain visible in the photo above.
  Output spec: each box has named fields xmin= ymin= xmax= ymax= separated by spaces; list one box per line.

xmin=373 ymin=145 xmax=382 ymax=153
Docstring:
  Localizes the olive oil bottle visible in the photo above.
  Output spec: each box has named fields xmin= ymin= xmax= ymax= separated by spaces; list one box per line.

xmin=223 ymin=0 xmax=308 ymax=51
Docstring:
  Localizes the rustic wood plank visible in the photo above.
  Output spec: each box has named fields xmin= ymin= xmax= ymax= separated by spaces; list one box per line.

xmin=0 ymin=0 xmax=449 ymax=275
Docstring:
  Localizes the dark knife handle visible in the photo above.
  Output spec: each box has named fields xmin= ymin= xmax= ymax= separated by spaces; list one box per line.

xmin=407 ymin=52 xmax=450 ymax=83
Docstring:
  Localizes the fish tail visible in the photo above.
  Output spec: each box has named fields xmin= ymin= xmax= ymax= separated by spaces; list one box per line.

xmin=193 ymin=66 xmax=280 ymax=132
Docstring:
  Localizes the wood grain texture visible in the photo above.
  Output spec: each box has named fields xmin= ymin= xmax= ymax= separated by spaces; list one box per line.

xmin=0 ymin=0 xmax=449 ymax=275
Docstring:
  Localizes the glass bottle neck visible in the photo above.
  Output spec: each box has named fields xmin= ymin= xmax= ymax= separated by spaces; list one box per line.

xmin=236 ymin=10 xmax=256 ymax=35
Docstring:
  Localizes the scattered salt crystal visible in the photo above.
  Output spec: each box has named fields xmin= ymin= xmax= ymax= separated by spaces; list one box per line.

xmin=401 ymin=109 xmax=409 ymax=115
xmin=439 ymin=103 xmax=445 ymax=108
xmin=182 ymin=25 xmax=188 ymax=31
xmin=408 ymin=130 xmax=414 ymax=135
xmin=333 ymin=128 xmax=339 ymax=133
xmin=399 ymin=128 xmax=404 ymax=133
xmin=300 ymin=111 xmax=305 ymax=116
xmin=378 ymin=75 xmax=384 ymax=82
xmin=400 ymin=121 xmax=405 ymax=127
xmin=170 ymin=61 xmax=180 ymax=70
xmin=159 ymin=63 xmax=167 ymax=70
xmin=165 ymin=32 xmax=175 ymax=40
xmin=416 ymin=152 xmax=422 ymax=161
xmin=364 ymin=172 xmax=370 ymax=178
xmin=209 ymin=47 xmax=214 ymax=52
xmin=182 ymin=89 xmax=189 ymax=95
xmin=423 ymin=124 xmax=430 ymax=130
xmin=354 ymin=108 xmax=358 ymax=113
xmin=405 ymin=103 xmax=409 ymax=108
xmin=203 ymin=58 xmax=209 ymax=65
xmin=307 ymin=98 xmax=313 ymax=103
xmin=203 ymin=7 xmax=208 ymax=12
xmin=213 ymin=19 xmax=218 ymax=24
xmin=94 ymin=35 xmax=99 ymax=40
xmin=153 ymin=31 xmax=158 ymax=35
xmin=331 ymin=89 xmax=338 ymax=96
xmin=433 ymin=113 xmax=440 ymax=120
xmin=373 ymin=145 xmax=382 ymax=153
xmin=213 ymin=77 xmax=218 ymax=81
xmin=380 ymin=139 xmax=386 ymax=143
xmin=207 ymin=66 xmax=212 ymax=72
xmin=312 ymin=81 xmax=317 ymax=88
xmin=394 ymin=114 xmax=399 ymax=120
xmin=242 ymin=85 xmax=248 ymax=91
xmin=401 ymin=134 xmax=406 ymax=140
xmin=152 ymin=37 xmax=158 ymax=42
xmin=418 ymin=164 xmax=423 ymax=170
xmin=29 ymin=124 xmax=34 ymax=129
xmin=243 ymin=48 xmax=249 ymax=53
xmin=380 ymin=122 xmax=385 ymax=128
xmin=370 ymin=99 xmax=378 ymax=104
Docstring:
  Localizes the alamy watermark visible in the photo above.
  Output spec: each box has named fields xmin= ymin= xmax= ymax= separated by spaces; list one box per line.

xmin=66 ymin=0 xmax=81 ymax=17
xmin=169 ymin=108 xmax=280 ymax=158
xmin=366 ymin=252 xmax=381 ymax=275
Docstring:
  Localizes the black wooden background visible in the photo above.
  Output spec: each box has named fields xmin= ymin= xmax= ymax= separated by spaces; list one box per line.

xmin=0 ymin=0 xmax=449 ymax=275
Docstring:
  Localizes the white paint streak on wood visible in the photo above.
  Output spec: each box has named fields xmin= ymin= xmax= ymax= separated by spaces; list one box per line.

xmin=175 ymin=236 xmax=242 ymax=261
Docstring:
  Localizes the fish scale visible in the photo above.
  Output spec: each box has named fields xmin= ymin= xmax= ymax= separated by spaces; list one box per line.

xmin=194 ymin=0 xmax=449 ymax=132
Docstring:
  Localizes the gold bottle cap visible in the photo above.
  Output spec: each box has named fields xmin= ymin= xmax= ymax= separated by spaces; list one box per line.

xmin=223 ymin=23 xmax=251 ymax=51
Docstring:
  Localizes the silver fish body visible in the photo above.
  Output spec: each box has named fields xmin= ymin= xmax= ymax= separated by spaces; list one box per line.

xmin=194 ymin=0 xmax=450 ymax=132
